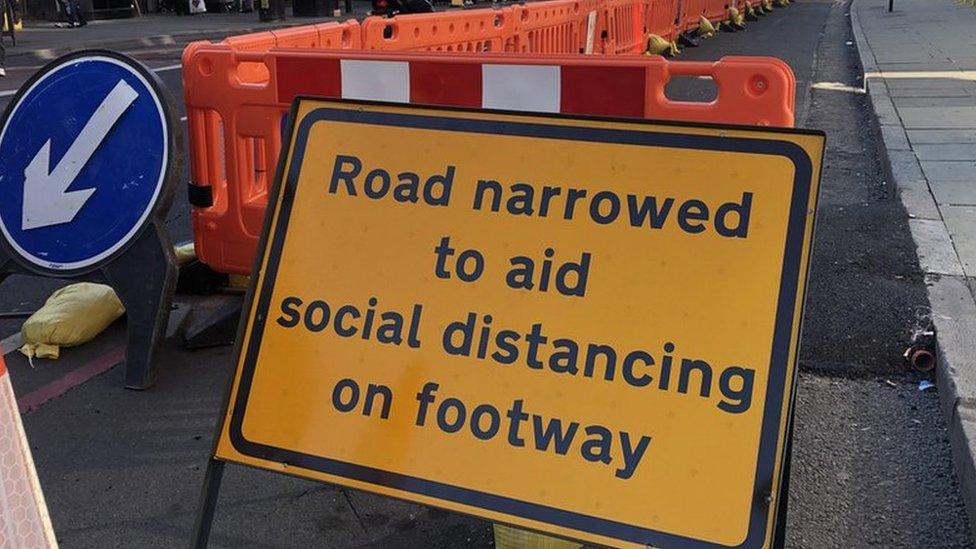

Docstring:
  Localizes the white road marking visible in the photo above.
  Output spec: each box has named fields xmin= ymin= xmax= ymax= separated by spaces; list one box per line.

xmin=811 ymin=81 xmax=865 ymax=94
xmin=1 ymin=333 xmax=22 ymax=356
xmin=866 ymin=70 xmax=976 ymax=81
xmin=0 ymin=63 xmax=182 ymax=99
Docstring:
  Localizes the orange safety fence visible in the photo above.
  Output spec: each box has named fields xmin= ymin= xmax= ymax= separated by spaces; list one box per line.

xmin=511 ymin=0 xmax=599 ymax=54
xmin=196 ymin=0 xmax=787 ymax=63
xmin=361 ymin=8 xmax=519 ymax=52
xmin=218 ymin=20 xmax=362 ymax=82
xmin=678 ymin=0 xmax=729 ymax=31
xmin=182 ymin=48 xmax=796 ymax=275
xmin=645 ymin=0 xmax=680 ymax=40
xmin=596 ymin=0 xmax=647 ymax=54
xmin=703 ymin=0 xmax=731 ymax=23
xmin=222 ymin=19 xmax=361 ymax=52
xmin=199 ymin=0 xmax=768 ymax=62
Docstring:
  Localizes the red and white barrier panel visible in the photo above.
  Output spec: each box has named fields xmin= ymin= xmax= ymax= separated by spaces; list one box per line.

xmin=183 ymin=50 xmax=796 ymax=275
xmin=268 ymin=53 xmax=795 ymax=122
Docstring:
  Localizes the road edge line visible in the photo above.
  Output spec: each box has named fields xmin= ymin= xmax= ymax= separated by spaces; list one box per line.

xmin=1 ymin=333 xmax=23 ymax=356
xmin=16 ymin=346 xmax=125 ymax=414
xmin=850 ymin=0 xmax=976 ymax=538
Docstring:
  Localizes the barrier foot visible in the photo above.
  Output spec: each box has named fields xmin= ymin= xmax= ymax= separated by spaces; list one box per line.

xmin=678 ymin=32 xmax=699 ymax=47
xmin=177 ymin=261 xmax=230 ymax=296
xmin=103 ymin=222 xmax=178 ymax=390
xmin=0 ymin=223 xmax=176 ymax=390
xmin=182 ymin=294 xmax=243 ymax=350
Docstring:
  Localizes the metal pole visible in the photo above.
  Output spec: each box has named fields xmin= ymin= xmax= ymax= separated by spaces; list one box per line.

xmin=190 ymin=459 xmax=226 ymax=549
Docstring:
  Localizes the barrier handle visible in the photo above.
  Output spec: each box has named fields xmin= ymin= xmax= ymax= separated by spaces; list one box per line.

xmin=664 ymin=60 xmax=724 ymax=77
xmin=644 ymin=56 xmax=795 ymax=126
xmin=234 ymin=50 xmax=271 ymax=62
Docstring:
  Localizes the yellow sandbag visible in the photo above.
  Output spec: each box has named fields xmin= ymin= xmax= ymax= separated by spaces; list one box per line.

xmin=647 ymin=33 xmax=671 ymax=55
xmin=727 ymin=7 xmax=745 ymax=26
xmin=174 ymin=242 xmax=196 ymax=265
xmin=19 ymin=283 xmax=125 ymax=362
xmin=492 ymin=524 xmax=582 ymax=549
xmin=697 ymin=15 xmax=716 ymax=37
xmin=229 ymin=274 xmax=251 ymax=288
xmin=645 ymin=34 xmax=678 ymax=56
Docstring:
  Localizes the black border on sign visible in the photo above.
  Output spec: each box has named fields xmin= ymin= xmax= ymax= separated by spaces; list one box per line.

xmin=225 ymin=102 xmax=819 ymax=549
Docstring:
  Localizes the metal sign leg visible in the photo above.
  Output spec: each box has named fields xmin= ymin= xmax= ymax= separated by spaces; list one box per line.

xmin=772 ymin=415 xmax=795 ymax=548
xmin=102 ymin=222 xmax=177 ymax=390
xmin=190 ymin=458 xmax=226 ymax=549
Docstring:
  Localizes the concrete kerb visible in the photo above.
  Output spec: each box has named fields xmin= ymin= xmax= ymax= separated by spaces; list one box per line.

xmin=850 ymin=0 xmax=976 ymax=537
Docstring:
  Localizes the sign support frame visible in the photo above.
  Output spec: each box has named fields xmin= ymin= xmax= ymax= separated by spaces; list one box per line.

xmin=188 ymin=97 xmax=300 ymax=549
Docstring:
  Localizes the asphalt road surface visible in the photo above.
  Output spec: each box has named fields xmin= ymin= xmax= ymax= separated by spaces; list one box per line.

xmin=0 ymin=0 xmax=972 ymax=546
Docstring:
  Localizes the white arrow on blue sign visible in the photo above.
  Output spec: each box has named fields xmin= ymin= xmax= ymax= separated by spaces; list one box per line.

xmin=0 ymin=53 xmax=171 ymax=273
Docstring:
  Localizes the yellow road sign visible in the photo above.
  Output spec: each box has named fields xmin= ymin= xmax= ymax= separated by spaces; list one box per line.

xmin=214 ymin=99 xmax=824 ymax=548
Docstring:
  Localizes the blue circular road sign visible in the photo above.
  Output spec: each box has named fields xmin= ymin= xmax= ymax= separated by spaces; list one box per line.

xmin=0 ymin=51 xmax=175 ymax=275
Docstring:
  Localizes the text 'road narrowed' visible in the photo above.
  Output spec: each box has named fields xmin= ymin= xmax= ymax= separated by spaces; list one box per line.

xmin=327 ymin=155 xmax=754 ymax=238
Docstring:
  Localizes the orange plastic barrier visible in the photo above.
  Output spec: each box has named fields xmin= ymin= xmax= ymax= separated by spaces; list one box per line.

xmin=704 ymin=0 xmax=730 ymax=23
xmin=361 ymin=8 xmax=519 ymax=52
xmin=679 ymin=0 xmax=729 ymax=31
xmin=201 ymin=0 xmax=739 ymax=62
xmin=592 ymin=0 xmax=646 ymax=54
xmin=645 ymin=0 xmax=680 ymax=40
xmin=192 ymin=0 xmax=772 ymax=64
xmin=512 ymin=0 xmax=598 ymax=54
xmin=216 ymin=20 xmax=362 ymax=82
xmin=222 ymin=20 xmax=361 ymax=53
xmin=182 ymin=48 xmax=796 ymax=275
xmin=678 ymin=0 xmax=702 ymax=32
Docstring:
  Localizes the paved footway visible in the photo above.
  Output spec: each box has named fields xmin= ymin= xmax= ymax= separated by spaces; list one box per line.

xmin=853 ymin=0 xmax=976 ymax=536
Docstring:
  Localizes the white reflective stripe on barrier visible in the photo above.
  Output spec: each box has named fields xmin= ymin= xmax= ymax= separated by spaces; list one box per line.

xmin=340 ymin=59 xmax=411 ymax=103
xmin=482 ymin=64 xmax=561 ymax=113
